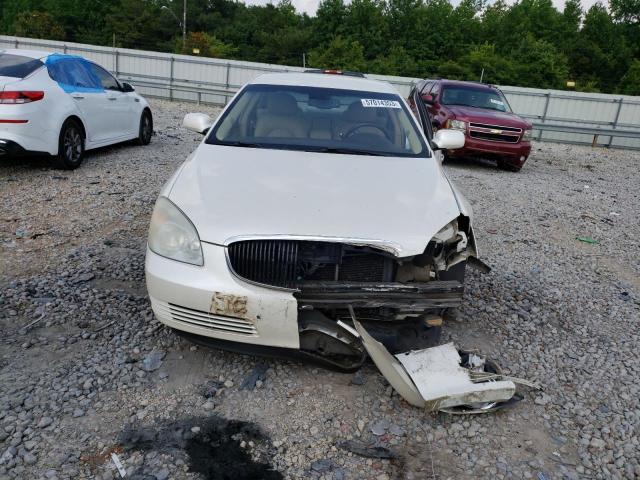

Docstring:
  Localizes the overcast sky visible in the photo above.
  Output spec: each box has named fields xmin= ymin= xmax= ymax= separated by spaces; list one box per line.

xmin=243 ymin=0 xmax=602 ymax=16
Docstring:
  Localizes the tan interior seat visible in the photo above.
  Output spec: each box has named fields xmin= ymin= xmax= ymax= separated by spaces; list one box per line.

xmin=254 ymin=93 xmax=308 ymax=138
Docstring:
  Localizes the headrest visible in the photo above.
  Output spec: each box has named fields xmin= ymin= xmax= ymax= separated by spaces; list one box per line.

xmin=265 ymin=93 xmax=300 ymax=115
xmin=343 ymin=101 xmax=380 ymax=122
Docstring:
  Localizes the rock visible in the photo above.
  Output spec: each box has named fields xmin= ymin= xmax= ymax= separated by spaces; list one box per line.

xmin=350 ymin=370 xmax=367 ymax=386
xmin=311 ymin=459 xmax=333 ymax=472
xmin=38 ymin=417 xmax=53 ymax=428
xmin=141 ymin=350 xmax=166 ymax=372
xmin=370 ymin=420 xmax=389 ymax=436
xmin=223 ymin=380 xmax=234 ymax=388
xmin=72 ymin=409 xmax=85 ymax=418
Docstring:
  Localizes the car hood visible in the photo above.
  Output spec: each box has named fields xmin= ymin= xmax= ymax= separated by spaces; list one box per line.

xmin=446 ymin=105 xmax=531 ymax=128
xmin=168 ymin=145 xmax=462 ymax=257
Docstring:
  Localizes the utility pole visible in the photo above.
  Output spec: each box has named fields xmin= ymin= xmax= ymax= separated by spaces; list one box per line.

xmin=182 ymin=0 xmax=187 ymax=50
xmin=302 ymin=53 xmax=306 ymax=68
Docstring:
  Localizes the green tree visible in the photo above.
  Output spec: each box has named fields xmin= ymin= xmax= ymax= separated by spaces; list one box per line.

xmin=618 ymin=60 xmax=640 ymax=95
xmin=13 ymin=11 xmax=65 ymax=40
xmin=511 ymin=35 xmax=569 ymax=88
xmin=309 ymin=35 xmax=367 ymax=71
xmin=178 ymin=31 xmax=236 ymax=58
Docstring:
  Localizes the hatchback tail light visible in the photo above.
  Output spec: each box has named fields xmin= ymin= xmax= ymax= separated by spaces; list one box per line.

xmin=0 ymin=91 xmax=45 ymax=104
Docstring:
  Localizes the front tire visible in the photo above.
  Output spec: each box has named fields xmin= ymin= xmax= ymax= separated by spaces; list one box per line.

xmin=497 ymin=160 xmax=522 ymax=172
xmin=137 ymin=110 xmax=153 ymax=145
xmin=52 ymin=119 xmax=85 ymax=170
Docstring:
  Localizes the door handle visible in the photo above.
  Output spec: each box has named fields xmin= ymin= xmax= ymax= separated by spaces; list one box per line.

xmin=71 ymin=94 xmax=84 ymax=100
xmin=107 ymin=97 xmax=117 ymax=101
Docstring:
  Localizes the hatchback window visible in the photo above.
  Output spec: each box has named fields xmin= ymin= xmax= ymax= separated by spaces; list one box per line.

xmin=441 ymin=86 xmax=510 ymax=112
xmin=208 ymin=84 xmax=428 ymax=158
xmin=0 ymin=54 xmax=43 ymax=78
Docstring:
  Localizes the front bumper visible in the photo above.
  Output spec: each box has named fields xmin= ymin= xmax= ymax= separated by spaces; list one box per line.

xmin=145 ymin=243 xmax=300 ymax=349
xmin=448 ymin=136 xmax=531 ymax=165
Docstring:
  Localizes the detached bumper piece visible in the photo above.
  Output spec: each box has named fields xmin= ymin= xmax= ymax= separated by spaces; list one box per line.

xmin=354 ymin=320 xmax=531 ymax=414
xmin=294 ymin=280 xmax=463 ymax=311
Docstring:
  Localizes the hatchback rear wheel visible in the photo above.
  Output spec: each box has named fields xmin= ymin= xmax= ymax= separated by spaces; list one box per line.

xmin=52 ymin=119 xmax=84 ymax=170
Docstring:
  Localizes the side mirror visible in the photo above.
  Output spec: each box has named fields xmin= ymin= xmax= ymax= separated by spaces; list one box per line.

xmin=121 ymin=82 xmax=135 ymax=93
xmin=432 ymin=129 xmax=465 ymax=151
xmin=421 ymin=93 xmax=435 ymax=104
xmin=183 ymin=113 xmax=213 ymax=135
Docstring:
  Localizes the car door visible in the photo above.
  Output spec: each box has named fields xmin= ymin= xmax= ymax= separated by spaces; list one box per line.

xmin=48 ymin=57 xmax=114 ymax=143
xmin=88 ymin=63 xmax=137 ymax=138
xmin=425 ymin=83 xmax=444 ymax=130
xmin=412 ymin=87 xmax=434 ymax=143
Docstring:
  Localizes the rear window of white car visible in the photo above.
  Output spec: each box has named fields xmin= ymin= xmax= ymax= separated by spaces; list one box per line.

xmin=0 ymin=54 xmax=43 ymax=78
xmin=208 ymin=84 xmax=429 ymax=158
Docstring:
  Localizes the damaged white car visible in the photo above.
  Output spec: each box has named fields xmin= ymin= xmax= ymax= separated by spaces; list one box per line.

xmin=145 ymin=71 xmax=522 ymax=411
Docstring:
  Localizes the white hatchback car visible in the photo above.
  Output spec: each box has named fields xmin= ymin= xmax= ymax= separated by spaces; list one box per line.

xmin=145 ymin=71 xmax=486 ymax=372
xmin=0 ymin=49 xmax=152 ymax=169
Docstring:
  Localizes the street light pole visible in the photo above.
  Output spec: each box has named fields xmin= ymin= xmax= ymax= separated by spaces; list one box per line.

xmin=162 ymin=2 xmax=186 ymax=51
xmin=182 ymin=0 xmax=186 ymax=50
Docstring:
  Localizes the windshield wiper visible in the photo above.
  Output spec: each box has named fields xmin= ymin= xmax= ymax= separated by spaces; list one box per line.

xmin=303 ymin=147 xmax=386 ymax=156
xmin=221 ymin=141 xmax=265 ymax=148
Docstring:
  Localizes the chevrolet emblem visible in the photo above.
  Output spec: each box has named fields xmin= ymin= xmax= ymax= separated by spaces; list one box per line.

xmin=490 ymin=129 xmax=502 ymax=134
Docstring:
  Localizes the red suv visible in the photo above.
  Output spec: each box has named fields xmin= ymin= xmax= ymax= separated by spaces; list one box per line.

xmin=408 ymin=79 xmax=532 ymax=171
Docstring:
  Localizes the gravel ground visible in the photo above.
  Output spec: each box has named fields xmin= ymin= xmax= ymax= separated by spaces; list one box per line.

xmin=1 ymin=98 xmax=639 ymax=480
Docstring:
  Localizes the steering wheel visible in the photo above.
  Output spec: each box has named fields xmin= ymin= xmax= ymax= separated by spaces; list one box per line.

xmin=343 ymin=123 xmax=390 ymax=141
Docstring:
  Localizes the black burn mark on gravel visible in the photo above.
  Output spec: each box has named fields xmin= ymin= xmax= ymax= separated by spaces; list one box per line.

xmin=119 ymin=416 xmax=282 ymax=480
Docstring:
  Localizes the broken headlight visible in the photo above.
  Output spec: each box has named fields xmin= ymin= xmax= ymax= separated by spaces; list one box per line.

xmin=148 ymin=196 xmax=204 ymax=266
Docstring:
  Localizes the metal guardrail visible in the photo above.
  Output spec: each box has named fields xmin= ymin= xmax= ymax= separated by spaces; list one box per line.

xmin=6 ymin=35 xmax=638 ymax=149
xmin=532 ymin=122 xmax=640 ymax=147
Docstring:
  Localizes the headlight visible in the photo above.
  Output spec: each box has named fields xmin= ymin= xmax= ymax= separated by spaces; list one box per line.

xmin=522 ymin=129 xmax=533 ymax=141
xmin=447 ymin=119 xmax=466 ymax=131
xmin=148 ymin=196 xmax=204 ymax=266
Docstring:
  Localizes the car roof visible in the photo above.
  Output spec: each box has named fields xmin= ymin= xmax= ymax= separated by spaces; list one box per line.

xmin=249 ymin=72 xmax=399 ymax=95
xmin=428 ymin=79 xmax=499 ymax=90
xmin=0 ymin=49 xmax=53 ymax=60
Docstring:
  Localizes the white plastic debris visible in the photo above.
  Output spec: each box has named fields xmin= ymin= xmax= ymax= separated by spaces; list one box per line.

xmin=111 ymin=452 xmax=127 ymax=478
xmin=353 ymin=320 xmax=518 ymax=412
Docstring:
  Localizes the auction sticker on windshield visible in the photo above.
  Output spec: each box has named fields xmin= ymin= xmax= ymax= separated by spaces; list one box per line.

xmin=361 ymin=99 xmax=402 ymax=108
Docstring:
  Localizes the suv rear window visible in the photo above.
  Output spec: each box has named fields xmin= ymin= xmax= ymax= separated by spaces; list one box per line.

xmin=0 ymin=54 xmax=44 ymax=78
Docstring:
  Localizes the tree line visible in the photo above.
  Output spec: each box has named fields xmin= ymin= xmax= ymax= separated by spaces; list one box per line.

xmin=2 ymin=0 xmax=639 ymax=94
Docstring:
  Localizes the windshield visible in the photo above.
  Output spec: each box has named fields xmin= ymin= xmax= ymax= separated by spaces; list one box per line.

xmin=441 ymin=86 xmax=511 ymax=112
xmin=208 ymin=84 xmax=429 ymax=157
xmin=0 ymin=54 xmax=43 ymax=78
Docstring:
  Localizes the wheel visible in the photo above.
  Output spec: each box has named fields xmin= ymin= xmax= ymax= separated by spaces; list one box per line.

xmin=52 ymin=119 xmax=84 ymax=170
xmin=137 ymin=110 xmax=153 ymax=145
xmin=497 ymin=160 xmax=522 ymax=172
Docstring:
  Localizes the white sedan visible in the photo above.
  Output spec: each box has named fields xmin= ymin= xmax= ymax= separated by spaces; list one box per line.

xmin=0 ymin=49 xmax=152 ymax=169
xmin=144 ymin=70 xmax=491 ymax=374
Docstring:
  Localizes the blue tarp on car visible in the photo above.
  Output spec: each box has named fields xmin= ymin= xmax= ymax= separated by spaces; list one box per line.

xmin=44 ymin=54 xmax=104 ymax=93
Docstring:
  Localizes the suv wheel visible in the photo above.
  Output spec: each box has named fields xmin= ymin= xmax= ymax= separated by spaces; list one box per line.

xmin=52 ymin=119 xmax=85 ymax=170
xmin=497 ymin=160 xmax=522 ymax=172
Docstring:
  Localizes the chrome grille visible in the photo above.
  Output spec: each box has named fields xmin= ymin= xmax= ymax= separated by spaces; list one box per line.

xmin=157 ymin=302 xmax=257 ymax=336
xmin=469 ymin=122 xmax=522 ymax=143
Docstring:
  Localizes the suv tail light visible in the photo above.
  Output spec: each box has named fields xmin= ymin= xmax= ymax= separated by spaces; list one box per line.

xmin=0 ymin=91 xmax=45 ymax=104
